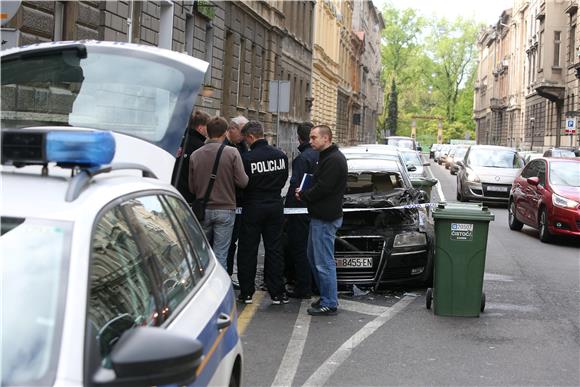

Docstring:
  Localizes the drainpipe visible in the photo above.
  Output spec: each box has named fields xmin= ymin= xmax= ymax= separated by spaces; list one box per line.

xmin=127 ymin=0 xmax=134 ymax=43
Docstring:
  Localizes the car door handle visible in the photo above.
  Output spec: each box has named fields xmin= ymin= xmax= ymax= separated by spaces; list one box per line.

xmin=216 ymin=312 xmax=231 ymax=330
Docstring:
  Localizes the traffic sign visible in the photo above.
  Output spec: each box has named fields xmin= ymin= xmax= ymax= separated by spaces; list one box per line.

xmin=564 ymin=117 xmax=577 ymax=134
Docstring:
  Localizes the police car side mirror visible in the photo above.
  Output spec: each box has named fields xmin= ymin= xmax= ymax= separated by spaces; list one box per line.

xmin=92 ymin=327 xmax=204 ymax=387
xmin=407 ymin=164 xmax=417 ymax=172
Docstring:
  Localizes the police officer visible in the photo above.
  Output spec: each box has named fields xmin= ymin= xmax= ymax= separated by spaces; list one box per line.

xmin=237 ymin=121 xmax=289 ymax=305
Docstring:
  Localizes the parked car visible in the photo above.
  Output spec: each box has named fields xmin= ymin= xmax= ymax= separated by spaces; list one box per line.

xmin=429 ymin=144 xmax=442 ymax=159
xmin=383 ymin=136 xmax=419 ymax=151
xmin=456 ymin=145 xmax=525 ymax=203
xmin=435 ymin=144 xmax=452 ymax=164
xmin=448 ymin=146 xmax=468 ymax=175
xmin=508 ymin=157 xmax=580 ymax=242
xmin=1 ymin=41 xmax=243 ymax=387
xmin=543 ymin=148 xmax=576 ymax=158
xmin=437 ymin=145 xmax=455 ymax=165
xmin=524 ymin=152 xmax=544 ymax=164
xmin=334 ymin=147 xmax=435 ymax=288
xmin=399 ymin=149 xmax=430 ymax=178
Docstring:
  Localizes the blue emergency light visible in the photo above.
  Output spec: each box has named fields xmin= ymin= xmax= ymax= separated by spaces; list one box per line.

xmin=1 ymin=130 xmax=116 ymax=167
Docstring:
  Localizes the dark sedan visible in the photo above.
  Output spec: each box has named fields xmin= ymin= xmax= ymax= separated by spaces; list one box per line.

xmin=335 ymin=148 xmax=434 ymax=289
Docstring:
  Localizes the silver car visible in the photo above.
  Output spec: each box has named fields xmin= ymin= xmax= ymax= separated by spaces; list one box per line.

xmin=456 ymin=145 xmax=524 ymax=203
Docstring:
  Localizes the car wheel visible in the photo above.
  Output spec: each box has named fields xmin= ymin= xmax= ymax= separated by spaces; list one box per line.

xmin=229 ymin=368 xmax=240 ymax=387
xmin=508 ymin=201 xmax=524 ymax=231
xmin=538 ymin=208 xmax=552 ymax=243
xmin=426 ymin=288 xmax=433 ymax=310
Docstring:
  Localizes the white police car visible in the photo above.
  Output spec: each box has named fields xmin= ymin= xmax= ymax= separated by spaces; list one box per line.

xmin=1 ymin=42 xmax=243 ymax=387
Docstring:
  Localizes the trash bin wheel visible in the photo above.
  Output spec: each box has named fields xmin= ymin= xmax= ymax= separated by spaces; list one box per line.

xmin=426 ymin=288 xmax=433 ymax=310
xmin=480 ymin=292 xmax=486 ymax=313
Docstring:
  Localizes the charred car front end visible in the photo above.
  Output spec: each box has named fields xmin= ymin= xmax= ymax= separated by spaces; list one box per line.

xmin=335 ymin=152 xmax=434 ymax=288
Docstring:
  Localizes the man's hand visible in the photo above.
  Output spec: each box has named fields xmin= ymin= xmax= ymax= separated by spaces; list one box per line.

xmin=295 ymin=187 xmax=302 ymax=201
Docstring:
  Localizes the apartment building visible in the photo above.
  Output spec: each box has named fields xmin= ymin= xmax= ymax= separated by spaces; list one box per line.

xmin=475 ymin=0 xmax=580 ymax=151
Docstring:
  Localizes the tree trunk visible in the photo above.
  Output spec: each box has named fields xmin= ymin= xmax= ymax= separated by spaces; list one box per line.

xmin=387 ymin=79 xmax=398 ymax=136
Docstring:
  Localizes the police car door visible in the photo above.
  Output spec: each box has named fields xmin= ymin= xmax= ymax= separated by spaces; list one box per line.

xmin=86 ymin=192 xmax=239 ymax=386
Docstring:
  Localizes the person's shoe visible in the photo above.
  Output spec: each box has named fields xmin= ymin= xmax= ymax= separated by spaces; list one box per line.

xmin=271 ymin=294 xmax=290 ymax=305
xmin=311 ymin=298 xmax=321 ymax=308
xmin=307 ymin=305 xmax=338 ymax=316
xmin=237 ymin=294 xmax=252 ymax=304
xmin=231 ymin=280 xmax=240 ymax=290
xmin=287 ymin=291 xmax=312 ymax=299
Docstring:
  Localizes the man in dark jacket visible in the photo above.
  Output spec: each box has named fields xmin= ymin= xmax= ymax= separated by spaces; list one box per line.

xmin=224 ymin=115 xmax=249 ymax=278
xmin=284 ymin=122 xmax=318 ymax=298
xmin=172 ymin=110 xmax=210 ymax=204
xmin=237 ymin=121 xmax=289 ymax=305
xmin=297 ymin=124 xmax=347 ymax=316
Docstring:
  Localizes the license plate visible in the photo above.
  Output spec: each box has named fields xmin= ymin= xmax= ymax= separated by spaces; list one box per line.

xmin=487 ymin=185 xmax=508 ymax=192
xmin=335 ymin=257 xmax=373 ymax=268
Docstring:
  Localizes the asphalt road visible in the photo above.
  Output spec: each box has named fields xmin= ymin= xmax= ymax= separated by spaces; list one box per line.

xmin=238 ymin=159 xmax=580 ymax=387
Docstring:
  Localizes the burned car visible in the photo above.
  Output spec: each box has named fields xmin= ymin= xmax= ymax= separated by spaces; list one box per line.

xmin=335 ymin=148 xmax=435 ymax=289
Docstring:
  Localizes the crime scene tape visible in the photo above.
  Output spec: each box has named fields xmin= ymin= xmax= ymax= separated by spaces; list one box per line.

xmin=234 ymin=202 xmax=438 ymax=215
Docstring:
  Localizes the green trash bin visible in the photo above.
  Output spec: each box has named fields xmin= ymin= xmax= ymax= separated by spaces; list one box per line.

xmin=426 ymin=202 xmax=495 ymax=317
xmin=410 ymin=177 xmax=438 ymax=202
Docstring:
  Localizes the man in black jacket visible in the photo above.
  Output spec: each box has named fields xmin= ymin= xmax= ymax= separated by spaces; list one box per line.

xmin=297 ymin=124 xmax=347 ymax=316
xmin=285 ymin=122 xmax=318 ymax=298
xmin=237 ymin=121 xmax=289 ymax=305
xmin=172 ymin=110 xmax=210 ymax=204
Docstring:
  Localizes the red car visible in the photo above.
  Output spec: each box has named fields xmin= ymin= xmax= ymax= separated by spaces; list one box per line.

xmin=508 ymin=157 xmax=580 ymax=242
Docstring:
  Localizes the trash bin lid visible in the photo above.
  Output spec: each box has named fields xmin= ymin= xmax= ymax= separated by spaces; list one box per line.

xmin=432 ymin=202 xmax=495 ymax=222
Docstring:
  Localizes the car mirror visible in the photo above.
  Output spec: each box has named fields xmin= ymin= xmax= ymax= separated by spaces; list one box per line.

xmin=417 ymin=146 xmax=422 ymax=152
xmin=527 ymin=177 xmax=540 ymax=186
xmin=92 ymin=327 xmax=204 ymax=387
xmin=407 ymin=165 xmax=417 ymax=172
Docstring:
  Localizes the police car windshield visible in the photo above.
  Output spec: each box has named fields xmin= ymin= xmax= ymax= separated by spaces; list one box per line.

xmin=1 ymin=217 xmax=71 ymax=386
xmin=1 ymin=45 xmax=196 ymax=153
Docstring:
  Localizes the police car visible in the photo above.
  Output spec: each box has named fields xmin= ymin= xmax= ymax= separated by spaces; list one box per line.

xmin=1 ymin=42 xmax=243 ymax=386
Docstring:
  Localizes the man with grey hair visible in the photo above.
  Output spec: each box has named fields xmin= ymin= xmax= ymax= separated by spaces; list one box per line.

xmin=224 ymin=115 xmax=249 ymax=280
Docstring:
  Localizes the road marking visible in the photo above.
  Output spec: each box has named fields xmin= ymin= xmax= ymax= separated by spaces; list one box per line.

xmin=302 ymin=296 xmax=415 ymax=387
xmin=484 ymin=273 xmax=514 ymax=282
xmin=486 ymin=303 xmax=539 ymax=313
xmin=427 ymin=164 xmax=445 ymax=202
xmin=336 ymin=299 xmax=390 ymax=316
xmin=271 ymin=300 xmax=312 ymax=387
xmin=237 ymin=291 xmax=264 ymax=335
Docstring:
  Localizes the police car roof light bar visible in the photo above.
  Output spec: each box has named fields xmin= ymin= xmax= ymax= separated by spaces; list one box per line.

xmin=1 ymin=130 xmax=116 ymax=168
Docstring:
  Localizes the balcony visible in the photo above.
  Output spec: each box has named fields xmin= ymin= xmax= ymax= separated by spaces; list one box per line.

xmin=490 ymin=97 xmax=507 ymax=111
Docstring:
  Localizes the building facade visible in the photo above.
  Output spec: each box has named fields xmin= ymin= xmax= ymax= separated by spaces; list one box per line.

xmin=474 ymin=0 xmax=580 ymax=151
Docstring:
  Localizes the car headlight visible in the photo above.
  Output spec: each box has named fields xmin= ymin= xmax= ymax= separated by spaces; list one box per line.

xmin=552 ymin=193 xmax=579 ymax=209
xmin=394 ymin=232 xmax=427 ymax=248
xmin=466 ymin=168 xmax=480 ymax=183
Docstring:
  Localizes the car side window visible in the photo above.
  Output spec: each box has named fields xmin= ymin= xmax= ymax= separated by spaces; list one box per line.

xmin=124 ymin=195 xmax=195 ymax=315
xmin=88 ymin=205 xmax=159 ymax=366
xmin=537 ymin=161 xmax=546 ymax=186
xmin=165 ymin=195 xmax=213 ymax=270
xmin=521 ymin=161 xmax=538 ymax=178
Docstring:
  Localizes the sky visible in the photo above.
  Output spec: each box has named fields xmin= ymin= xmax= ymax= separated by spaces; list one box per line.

xmin=373 ymin=0 xmax=513 ymax=26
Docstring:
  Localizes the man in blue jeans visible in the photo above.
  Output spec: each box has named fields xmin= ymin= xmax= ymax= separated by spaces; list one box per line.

xmin=189 ymin=116 xmax=249 ymax=269
xmin=296 ymin=125 xmax=347 ymax=316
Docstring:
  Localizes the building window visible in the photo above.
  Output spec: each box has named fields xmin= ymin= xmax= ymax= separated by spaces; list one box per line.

xmin=538 ymin=30 xmax=543 ymax=70
xmin=554 ymin=31 xmax=561 ymax=67
xmin=237 ymin=39 xmax=246 ymax=106
xmin=569 ymin=25 xmax=576 ymax=62
xmin=259 ymin=49 xmax=266 ymax=106
xmin=159 ymin=1 xmax=174 ymax=50
xmin=204 ymin=22 xmax=214 ymax=85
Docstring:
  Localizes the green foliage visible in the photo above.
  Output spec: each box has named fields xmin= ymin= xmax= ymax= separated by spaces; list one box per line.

xmin=379 ymin=4 xmax=483 ymax=142
xmin=386 ymin=79 xmax=398 ymax=135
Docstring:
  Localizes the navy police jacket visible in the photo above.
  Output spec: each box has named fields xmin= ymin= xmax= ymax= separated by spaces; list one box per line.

xmin=242 ymin=139 xmax=288 ymax=205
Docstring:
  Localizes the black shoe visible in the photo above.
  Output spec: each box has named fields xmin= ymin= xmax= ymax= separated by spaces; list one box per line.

xmin=311 ymin=298 xmax=321 ymax=308
xmin=237 ymin=294 xmax=252 ymax=304
xmin=271 ymin=294 xmax=290 ymax=305
xmin=231 ymin=280 xmax=240 ymax=290
xmin=307 ymin=305 xmax=338 ymax=316
xmin=287 ymin=291 xmax=312 ymax=299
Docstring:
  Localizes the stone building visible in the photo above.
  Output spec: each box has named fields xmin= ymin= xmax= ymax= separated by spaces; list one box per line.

xmin=352 ymin=0 xmax=384 ymax=144
xmin=475 ymin=0 xmax=579 ymax=151
xmin=1 ymin=0 xmax=315 ymax=158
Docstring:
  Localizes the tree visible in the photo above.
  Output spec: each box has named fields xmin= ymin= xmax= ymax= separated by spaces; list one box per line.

xmin=386 ymin=79 xmax=398 ymax=135
xmin=426 ymin=17 xmax=481 ymax=123
xmin=380 ymin=4 xmax=424 ymax=136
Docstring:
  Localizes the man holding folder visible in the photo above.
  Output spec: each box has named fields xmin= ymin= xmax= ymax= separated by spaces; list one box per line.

xmin=296 ymin=125 xmax=347 ymax=316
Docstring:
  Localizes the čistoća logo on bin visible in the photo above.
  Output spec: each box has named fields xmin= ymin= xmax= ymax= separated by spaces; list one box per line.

xmin=450 ymin=223 xmax=474 ymax=241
